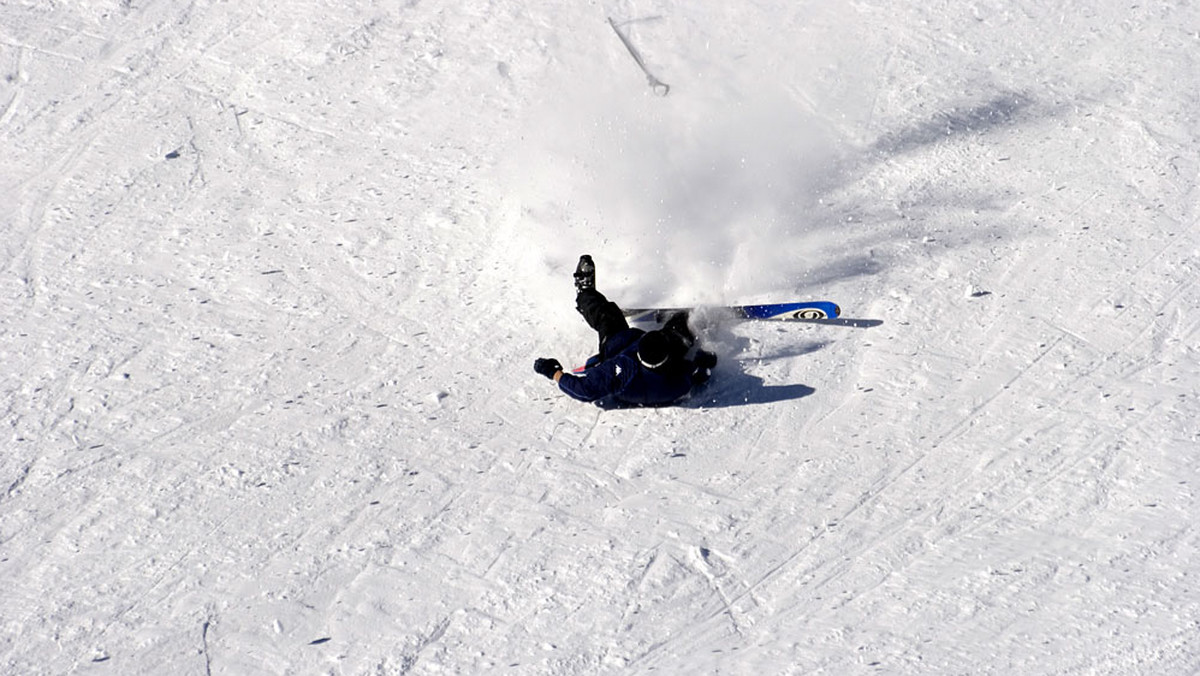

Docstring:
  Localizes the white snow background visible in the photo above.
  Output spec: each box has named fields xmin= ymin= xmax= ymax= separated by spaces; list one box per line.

xmin=3 ymin=1 xmax=1199 ymax=674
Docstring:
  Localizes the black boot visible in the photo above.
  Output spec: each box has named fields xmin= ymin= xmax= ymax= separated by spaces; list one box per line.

xmin=662 ymin=311 xmax=696 ymax=349
xmin=694 ymin=350 xmax=717 ymax=370
xmin=573 ymin=255 xmax=595 ymax=293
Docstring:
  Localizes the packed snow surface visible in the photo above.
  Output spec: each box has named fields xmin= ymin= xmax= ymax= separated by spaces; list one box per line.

xmin=3 ymin=1 xmax=1199 ymax=673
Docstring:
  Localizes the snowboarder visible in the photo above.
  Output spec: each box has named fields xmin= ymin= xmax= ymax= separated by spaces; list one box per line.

xmin=534 ymin=255 xmax=717 ymax=407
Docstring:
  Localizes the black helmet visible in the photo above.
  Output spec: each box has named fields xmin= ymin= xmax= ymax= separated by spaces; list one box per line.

xmin=637 ymin=331 xmax=671 ymax=369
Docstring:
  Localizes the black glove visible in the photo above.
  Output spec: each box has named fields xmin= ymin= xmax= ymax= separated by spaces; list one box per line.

xmin=534 ymin=358 xmax=563 ymax=380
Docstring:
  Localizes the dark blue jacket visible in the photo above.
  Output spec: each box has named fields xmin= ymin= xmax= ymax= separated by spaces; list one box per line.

xmin=557 ymin=328 xmax=695 ymax=407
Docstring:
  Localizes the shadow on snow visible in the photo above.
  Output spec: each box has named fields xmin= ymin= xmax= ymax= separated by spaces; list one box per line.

xmin=684 ymin=377 xmax=816 ymax=409
xmin=681 ymin=337 xmax=829 ymax=409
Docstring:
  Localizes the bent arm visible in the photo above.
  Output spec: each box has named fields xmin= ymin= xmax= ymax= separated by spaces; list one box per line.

xmin=557 ymin=357 xmax=633 ymax=402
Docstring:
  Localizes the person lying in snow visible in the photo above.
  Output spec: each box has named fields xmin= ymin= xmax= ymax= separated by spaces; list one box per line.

xmin=533 ymin=255 xmax=717 ymax=407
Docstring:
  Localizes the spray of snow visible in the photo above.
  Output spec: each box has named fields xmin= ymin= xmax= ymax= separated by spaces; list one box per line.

xmin=496 ymin=79 xmax=843 ymax=307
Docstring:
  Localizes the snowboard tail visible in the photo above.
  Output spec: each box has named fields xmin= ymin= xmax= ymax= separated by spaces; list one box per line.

xmin=624 ymin=301 xmax=841 ymax=323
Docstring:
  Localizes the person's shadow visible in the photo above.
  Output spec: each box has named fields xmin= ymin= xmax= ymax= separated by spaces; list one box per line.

xmin=686 ymin=377 xmax=816 ymax=408
xmin=680 ymin=319 xmax=828 ymax=408
xmin=683 ymin=351 xmax=820 ymax=408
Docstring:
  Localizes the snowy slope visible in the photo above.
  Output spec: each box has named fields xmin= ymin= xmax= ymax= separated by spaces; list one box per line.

xmin=2 ymin=1 xmax=1198 ymax=674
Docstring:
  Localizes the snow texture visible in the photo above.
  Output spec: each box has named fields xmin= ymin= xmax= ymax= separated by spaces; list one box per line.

xmin=2 ymin=0 xmax=1199 ymax=674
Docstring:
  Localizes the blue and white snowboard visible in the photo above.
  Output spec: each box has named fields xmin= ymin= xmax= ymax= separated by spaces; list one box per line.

xmin=624 ymin=301 xmax=841 ymax=323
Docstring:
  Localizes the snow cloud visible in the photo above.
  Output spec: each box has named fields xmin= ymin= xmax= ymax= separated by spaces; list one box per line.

xmin=497 ymin=80 xmax=842 ymax=308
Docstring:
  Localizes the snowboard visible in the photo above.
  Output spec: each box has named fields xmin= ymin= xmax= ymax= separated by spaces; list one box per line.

xmin=623 ymin=301 xmax=841 ymax=323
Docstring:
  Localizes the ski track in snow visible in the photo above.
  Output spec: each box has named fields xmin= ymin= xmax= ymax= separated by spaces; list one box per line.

xmin=2 ymin=1 xmax=1199 ymax=674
